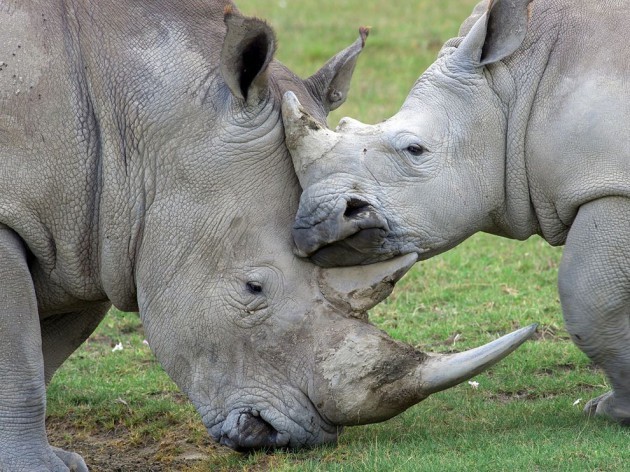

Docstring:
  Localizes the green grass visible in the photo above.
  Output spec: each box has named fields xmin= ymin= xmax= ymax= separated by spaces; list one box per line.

xmin=46 ymin=1 xmax=629 ymax=470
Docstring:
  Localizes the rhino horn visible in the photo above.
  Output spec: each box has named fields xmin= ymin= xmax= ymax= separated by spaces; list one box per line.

xmin=312 ymin=255 xmax=537 ymax=425
xmin=318 ymin=253 xmax=418 ymax=314
xmin=282 ymin=91 xmax=341 ymax=188
xmin=315 ymin=321 xmax=538 ymax=425
xmin=419 ymin=323 xmax=538 ymax=393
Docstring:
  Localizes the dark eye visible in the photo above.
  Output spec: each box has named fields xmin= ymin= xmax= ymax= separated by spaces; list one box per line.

xmin=246 ymin=281 xmax=263 ymax=294
xmin=406 ymin=144 xmax=425 ymax=157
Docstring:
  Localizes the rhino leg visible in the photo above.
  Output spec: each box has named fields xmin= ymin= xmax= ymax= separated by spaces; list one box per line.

xmin=42 ymin=303 xmax=110 ymax=384
xmin=582 ymin=391 xmax=628 ymax=424
xmin=559 ymin=197 xmax=630 ymax=425
xmin=50 ymin=447 xmax=88 ymax=472
xmin=0 ymin=225 xmax=83 ymax=471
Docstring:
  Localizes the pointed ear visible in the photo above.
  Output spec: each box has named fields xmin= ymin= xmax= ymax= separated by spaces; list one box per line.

xmin=305 ymin=27 xmax=369 ymax=113
xmin=453 ymin=0 xmax=532 ymax=70
xmin=318 ymin=253 xmax=417 ymax=314
xmin=481 ymin=0 xmax=532 ymax=65
xmin=221 ymin=7 xmax=276 ymax=103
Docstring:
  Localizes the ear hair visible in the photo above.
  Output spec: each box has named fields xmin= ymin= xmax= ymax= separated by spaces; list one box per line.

xmin=221 ymin=9 xmax=277 ymax=102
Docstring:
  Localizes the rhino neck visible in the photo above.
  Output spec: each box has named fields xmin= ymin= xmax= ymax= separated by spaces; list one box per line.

xmin=53 ymin=4 xmax=140 ymax=311
xmin=484 ymin=6 xmax=560 ymax=243
xmin=74 ymin=3 xmax=226 ymax=311
xmin=507 ymin=0 xmax=630 ymax=248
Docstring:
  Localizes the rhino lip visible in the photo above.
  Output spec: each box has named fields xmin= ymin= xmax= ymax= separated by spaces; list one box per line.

xmin=209 ymin=399 xmax=339 ymax=451
xmin=218 ymin=409 xmax=290 ymax=451
xmin=293 ymin=195 xmax=390 ymax=258
xmin=303 ymin=228 xmax=393 ymax=268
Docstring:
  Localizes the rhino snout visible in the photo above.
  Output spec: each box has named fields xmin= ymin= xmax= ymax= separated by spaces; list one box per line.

xmin=218 ymin=409 xmax=291 ymax=451
xmin=293 ymin=195 xmax=389 ymax=266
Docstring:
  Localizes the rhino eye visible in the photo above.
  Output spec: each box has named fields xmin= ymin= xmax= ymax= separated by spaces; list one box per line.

xmin=246 ymin=281 xmax=263 ymax=294
xmin=406 ymin=144 xmax=425 ymax=157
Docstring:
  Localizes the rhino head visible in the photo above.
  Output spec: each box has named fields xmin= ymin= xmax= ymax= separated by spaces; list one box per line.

xmin=282 ymin=0 xmax=533 ymax=266
xmin=129 ymin=7 xmax=535 ymax=451
xmin=183 ymin=246 xmax=536 ymax=450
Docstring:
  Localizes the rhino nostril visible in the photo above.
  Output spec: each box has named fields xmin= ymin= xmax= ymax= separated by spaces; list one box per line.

xmin=219 ymin=410 xmax=285 ymax=451
xmin=344 ymin=198 xmax=371 ymax=219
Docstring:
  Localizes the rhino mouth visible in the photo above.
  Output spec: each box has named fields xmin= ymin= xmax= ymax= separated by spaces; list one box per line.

xmin=293 ymin=194 xmax=391 ymax=267
xmin=207 ymin=400 xmax=339 ymax=451
xmin=217 ymin=409 xmax=291 ymax=451
xmin=305 ymin=230 xmax=394 ymax=267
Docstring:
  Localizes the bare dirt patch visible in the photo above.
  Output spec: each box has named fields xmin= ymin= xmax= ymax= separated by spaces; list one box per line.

xmin=47 ymin=420 xmax=230 ymax=472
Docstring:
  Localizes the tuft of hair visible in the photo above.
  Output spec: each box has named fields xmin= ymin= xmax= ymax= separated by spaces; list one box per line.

xmin=359 ymin=26 xmax=371 ymax=47
xmin=223 ymin=4 xmax=233 ymax=17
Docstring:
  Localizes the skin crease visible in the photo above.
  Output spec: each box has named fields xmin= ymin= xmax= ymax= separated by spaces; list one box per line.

xmin=0 ymin=1 xmax=534 ymax=468
xmin=285 ymin=0 xmax=630 ymax=426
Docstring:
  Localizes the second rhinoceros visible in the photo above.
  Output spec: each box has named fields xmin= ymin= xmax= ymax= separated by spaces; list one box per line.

xmin=0 ymin=1 xmax=536 ymax=470
xmin=283 ymin=0 xmax=630 ymax=425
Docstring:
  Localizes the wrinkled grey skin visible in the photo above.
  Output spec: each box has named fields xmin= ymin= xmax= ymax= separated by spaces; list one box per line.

xmin=0 ymin=1 xmax=538 ymax=470
xmin=284 ymin=0 xmax=630 ymax=426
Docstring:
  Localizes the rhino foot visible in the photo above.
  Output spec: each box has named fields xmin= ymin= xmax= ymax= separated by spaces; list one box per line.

xmin=584 ymin=391 xmax=630 ymax=425
xmin=51 ymin=447 xmax=89 ymax=472
xmin=0 ymin=446 xmax=86 ymax=472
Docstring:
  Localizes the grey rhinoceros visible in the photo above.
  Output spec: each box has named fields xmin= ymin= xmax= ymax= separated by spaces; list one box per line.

xmin=282 ymin=0 xmax=630 ymax=425
xmin=0 ymin=0 xmax=537 ymax=470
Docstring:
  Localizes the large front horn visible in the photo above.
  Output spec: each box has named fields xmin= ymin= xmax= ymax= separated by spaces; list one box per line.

xmin=313 ymin=319 xmax=537 ymax=425
xmin=420 ymin=323 xmax=537 ymax=394
xmin=311 ymin=255 xmax=537 ymax=425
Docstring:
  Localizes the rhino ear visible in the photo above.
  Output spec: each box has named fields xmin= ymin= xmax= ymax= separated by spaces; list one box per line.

xmin=481 ymin=0 xmax=532 ymax=65
xmin=454 ymin=0 xmax=532 ymax=69
xmin=221 ymin=7 xmax=276 ymax=103
xmin=305 ymin=27 xmax=369 ymax=113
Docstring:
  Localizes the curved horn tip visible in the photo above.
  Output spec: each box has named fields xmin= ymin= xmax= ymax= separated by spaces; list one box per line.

xmin=359 ymin=26 xmax=370 ymax=47
xmin=507 ymin=323 xmax=539 ymax=341
xmin=395 ymin=252 xmax=418 ymax=272
xmin=420 ymin=323 xmax=539 ymax=394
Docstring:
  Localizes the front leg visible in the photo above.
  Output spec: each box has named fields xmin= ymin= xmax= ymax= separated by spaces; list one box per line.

xmin=0 ymin=224 xmax=86 ymax=471
xmin=559 ymin=196 xmax=630 ymax=424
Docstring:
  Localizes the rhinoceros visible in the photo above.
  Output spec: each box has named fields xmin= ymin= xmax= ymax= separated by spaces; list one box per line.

xmin=0 ymin=0 xmax=537 ymax=469
xmin=282 ymin=0 xmax=630 ymax=425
